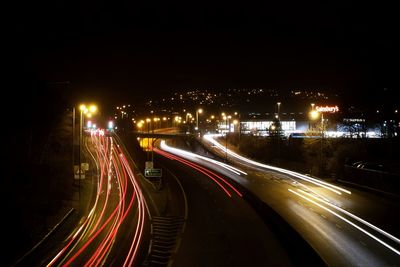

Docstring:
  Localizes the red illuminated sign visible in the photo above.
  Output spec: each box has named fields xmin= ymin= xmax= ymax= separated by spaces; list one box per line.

xmin=316 ymin=105 xmax=339 ymax=113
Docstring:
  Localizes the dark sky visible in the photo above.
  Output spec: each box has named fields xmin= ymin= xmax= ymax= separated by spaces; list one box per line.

xmin=7 ymin=1 xmax=398 ymax=108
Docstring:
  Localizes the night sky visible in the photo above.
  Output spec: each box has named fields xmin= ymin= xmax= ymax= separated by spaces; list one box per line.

xmin=6 ymin=1 xmax=398 ymax=109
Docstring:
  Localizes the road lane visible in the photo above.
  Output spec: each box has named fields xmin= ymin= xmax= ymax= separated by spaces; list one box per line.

xmin=154 ymin=148 xmax=295 ymax=267
xmin=46 ymin=134 xmax=148 ymax=267
xmin=160 ymin=137 xmax=400 ymax=266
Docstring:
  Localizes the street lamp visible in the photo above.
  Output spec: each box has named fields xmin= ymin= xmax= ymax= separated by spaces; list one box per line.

xmin=309 ymin=109 xmax=320 ymax=132
xmin=78 ymin=104 xmax=97 ymax=201
xmin=196 ymin=108 xmax=203 ymax=131
xmin=309 ymin=110 xmax=324 ymax=135
xmin=320 ymin=113 xmax=325 ymax=137
xmin=78 ymin=104 xmax=86 ymax=201
xmin=223 ymin=115 xmax=231 ymax=162
xmin=136 ymin=122 xmax=143 ymax=132
xmin=186 ymin=113 xmax=192 ymax=133
xmin=309 ymin=110 xmax=320 ymax=120
xmin=277 ymin=102 xmax=281 ymax=120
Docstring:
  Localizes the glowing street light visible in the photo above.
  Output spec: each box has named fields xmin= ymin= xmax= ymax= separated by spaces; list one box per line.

xmin=186 ymin=113 xmax=192 ymax=123
xmin=196 ymin=108 xmax=203 ymax=131
xmin=309 ymin=110 xmax=320 ymax=120
xmin=309 ymin=110 xmax=320 ymax=132
xmin=77 ymin=103 xmax=98 ymax=201
xmin=277 ymin=102 xmax=281 ymax=120
xmin=89 ymin=105 xmax=97 ymax=113
xmin=224 ymin=114 xmax=232 ymax=162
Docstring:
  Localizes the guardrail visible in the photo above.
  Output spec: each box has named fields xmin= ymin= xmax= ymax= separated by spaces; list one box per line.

xmin=342 ymin=166 xmax=400 ymax=196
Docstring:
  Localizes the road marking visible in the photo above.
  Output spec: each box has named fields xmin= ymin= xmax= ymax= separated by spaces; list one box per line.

xmin=289 ymin=189 xmax=400 ymax=256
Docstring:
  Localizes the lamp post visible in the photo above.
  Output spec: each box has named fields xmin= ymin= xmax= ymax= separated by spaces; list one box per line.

xmin=137 ymin=121 xmax=143 ymax=133
xmin=309 ymin=103 xmax=315 ymax=130
xmin=78 ymin=104 xmax=97 ymax=202
xmin=186 ymin=113 xmax=192 ymax=133
xmin=277 ymin=102 xmax=281 ymax=120
xmin=223 ymin=115 xmax=231 ymax=162
xmin=196 ymin=108 xmax=203 ymax=131
xmin=146 ymin=118 xmax=151 ymax=160
xmin=78 ymin=104 xmax=86 ymax=202
xmin=309 ymin=110 xmax=319 ymax=132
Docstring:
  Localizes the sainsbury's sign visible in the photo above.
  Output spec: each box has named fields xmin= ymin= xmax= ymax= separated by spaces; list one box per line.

xmin=316 ymin=105 xmax=339 ymax=113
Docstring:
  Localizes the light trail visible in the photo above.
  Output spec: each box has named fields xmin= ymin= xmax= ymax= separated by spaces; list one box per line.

xmin=155 ymin=147 xmax=242 ymax=197
xmin=295 ymin=188 xmax=400 ymax=245
xmin=155 ymin=148 xmax=233 ymax=197
xmin=160 ymin=140 xmax=247 ymax=175
xmin=47 ymin=134 xmax=147 ymax=266
xmin=204 ymin=134 xmax=351 ymax=195
xmin=289 ymin=189 xmax=400 ymax=256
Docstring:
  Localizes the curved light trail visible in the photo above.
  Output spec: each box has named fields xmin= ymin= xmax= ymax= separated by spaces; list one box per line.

xmin=203 ymin=134 xmax=351 ymax=195
xmin=160 ymin=140 xmax=247 ymax=176
xmin=160 ymin=134 xmax=400 ymax=264
xmin=47 ymin=134 xmax=147 ymax=267
xmin=289 ymin=189 xmax=400 ymax=256
xmin=154 ymin=147 xmax=242 ymax=198
xmin=204 ymin=135 xmax=400 ymax=262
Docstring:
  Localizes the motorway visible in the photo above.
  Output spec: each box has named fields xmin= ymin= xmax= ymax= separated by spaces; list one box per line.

xmin=156 ymin=135 xmax=400 ymax=266
xmin=44 ymin=133 xmax=148 ymax=266
xmin=153 ymin=147 xmax=296 ymax=267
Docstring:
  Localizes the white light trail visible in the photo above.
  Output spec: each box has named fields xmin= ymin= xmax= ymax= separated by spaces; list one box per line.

xmin=204 ymin=134 xmax=350 ymax=195
xmin=288 ymin=189 xmax=400 ymax=256
xmin=160 ymin=140 xmax=247 ymax=176
xmin=296 ymin=189 xmax=400 ymax=245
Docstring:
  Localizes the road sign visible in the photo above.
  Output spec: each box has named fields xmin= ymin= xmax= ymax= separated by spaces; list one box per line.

xmin=74 ymin=165 xmax=85 ymax=179
xmin=144 ymin=168 xmax=162 ymax=177
xmin=74 ymin=170 xmax=85 ymax=179
xmin=145 ymin=161 xmax=154 ymax=169
xmin=81 ymin=163 xmax=89 ymax=171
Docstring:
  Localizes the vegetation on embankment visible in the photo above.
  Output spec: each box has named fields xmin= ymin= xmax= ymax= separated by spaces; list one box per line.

xmin=223 ymin=133 xmax=400 ymax=179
